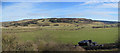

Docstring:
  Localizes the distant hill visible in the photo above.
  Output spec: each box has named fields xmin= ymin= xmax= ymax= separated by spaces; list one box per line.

xmin=2 ymin=18 xmax=118 ymax=27
xmin=94 ymin=20 xmax=118 ymax=24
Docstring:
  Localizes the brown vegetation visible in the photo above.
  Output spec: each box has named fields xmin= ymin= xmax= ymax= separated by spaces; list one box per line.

xmin=2 ymin=34 xmax=85 ymax=51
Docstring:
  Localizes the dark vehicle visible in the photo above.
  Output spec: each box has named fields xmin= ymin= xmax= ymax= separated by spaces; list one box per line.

xmin=78 ymin=40 xmax=103 ymax=46
xmin=76 ymin=40 xmax=117 ymax=50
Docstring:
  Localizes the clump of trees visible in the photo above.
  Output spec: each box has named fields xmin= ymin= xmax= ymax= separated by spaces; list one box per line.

xmin=49 ymin=18 xmax=91 ymax=23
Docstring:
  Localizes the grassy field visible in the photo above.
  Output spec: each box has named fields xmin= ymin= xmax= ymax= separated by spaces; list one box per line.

xmin=2 ymin=26 xmax=118 ymax=44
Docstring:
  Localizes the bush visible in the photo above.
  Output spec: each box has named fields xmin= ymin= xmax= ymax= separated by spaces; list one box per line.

xmin=2 ymin=35 xmax=18 ymax=51
xmin=54 ymin=24 xmax=59 ymax=26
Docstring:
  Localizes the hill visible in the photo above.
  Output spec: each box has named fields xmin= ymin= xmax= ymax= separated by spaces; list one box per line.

xmin=94 ymin=20 xmax=118 ymax=24
xmin=2 ymin=18 xmax=118 ymax=27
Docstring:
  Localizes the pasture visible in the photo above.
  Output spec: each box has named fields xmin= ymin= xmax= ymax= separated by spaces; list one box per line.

xmin=2 ymin=26 xmax=118 ymax=44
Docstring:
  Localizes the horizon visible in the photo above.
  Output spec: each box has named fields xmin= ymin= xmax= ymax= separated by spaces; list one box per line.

xmin=1 ymin=17 xmax=118 ymax=22
xmin=2 ymin=2 xmax=118 ymax=22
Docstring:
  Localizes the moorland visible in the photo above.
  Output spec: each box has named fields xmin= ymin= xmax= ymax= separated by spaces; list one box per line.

xmin=2 ymin=18 xmax=119 ymax=51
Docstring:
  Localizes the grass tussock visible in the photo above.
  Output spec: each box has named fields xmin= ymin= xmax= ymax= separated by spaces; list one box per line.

xmin=2 ymin=34 xmax=85 ymax=51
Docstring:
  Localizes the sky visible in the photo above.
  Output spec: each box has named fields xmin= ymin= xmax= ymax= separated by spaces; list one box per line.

xmin=2 ymin=1 xmax=118 ymax=22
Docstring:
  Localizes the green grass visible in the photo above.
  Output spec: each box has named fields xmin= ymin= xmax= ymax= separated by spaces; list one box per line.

xmin=54 ymin=28 xmax=118 ymax=44
xmin=2 ymin=27 xmax=118 ymax=44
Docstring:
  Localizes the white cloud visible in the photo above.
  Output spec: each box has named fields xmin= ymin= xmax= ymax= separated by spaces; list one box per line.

xmin=100 ymin=3 xmax=118 ymax=8
xmin=81 ymin=0 xmax=119 ymax=5
xmin=81 ymin=2 xmax=118 ymax=9
xmin=2 ymin=0 xmax=119 ymax=2
xmin=0 ymin=3 xmax=2 ymax=22
xmin=2 ymin=2 xmax=58 ymax=21
xmin=2 ymin=3 xmax=37 ymax=21
xmin=2 ymin=0 xmax=89 ymax=2
xmin=60 ymin=6 xmax=118 ymax=21
xmin=80 ymin=0 xmax=119 ymax=8
xmin=3 ymin=2 xmax=50 ymax=18
xmin=2 ymin=2 xmax=118 ymax=21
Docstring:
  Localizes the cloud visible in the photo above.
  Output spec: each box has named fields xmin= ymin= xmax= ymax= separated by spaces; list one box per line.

xmin=81 ymin=3 xmax=118 ymax=8
xmin=3 ymin=3 xmax=33 ymax=16
xmin=0 ymin=3 xmax=1 ymax=22
xmin=100 ymin=3 xmax=118 ymax=8
xmin=61 ymin=3 xmax=118 ymax=21
xmin=63 ymin=10 xmax=117 ymax=20
xmin=2 ymin=2 xmax=63 ymax=21
xmin=81 ymin=0 xmax=119 ymax=5
xmin=2 ymin=2 xmax=118 ymax=21
xmin=2 ymin=3 xmax=41 ymax=21
xmin=2 ymin=0 xmax=89 ymax=2
xmin=80 ymin=0 xmax=118 ymax=8
xmin=2 ymin=0 xmax=119 ymax=2
xmin=3 ymin=2 xmax=51 ymax=18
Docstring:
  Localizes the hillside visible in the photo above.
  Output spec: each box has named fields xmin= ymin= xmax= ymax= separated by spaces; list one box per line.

xmin=2 ymin=18 xmax=119 ymax=51
xmin=2 ymin=18 xmax=118 ymax=27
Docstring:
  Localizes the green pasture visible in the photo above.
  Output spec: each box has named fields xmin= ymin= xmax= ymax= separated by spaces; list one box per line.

xmin=2 ymin=27 xmax=118 ymax=44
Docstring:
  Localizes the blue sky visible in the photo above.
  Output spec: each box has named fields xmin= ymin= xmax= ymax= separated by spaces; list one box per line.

xmin=2 ymin=2 xmax=118 ymax=22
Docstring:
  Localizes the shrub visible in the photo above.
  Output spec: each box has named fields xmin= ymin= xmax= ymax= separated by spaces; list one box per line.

xmin=2 ymin=35 xmax=18 ymax=51
xmin=54 ymin=24 xmax=59 ymax=26
xmin=2 ymin=35 xmax=35 ymax=51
